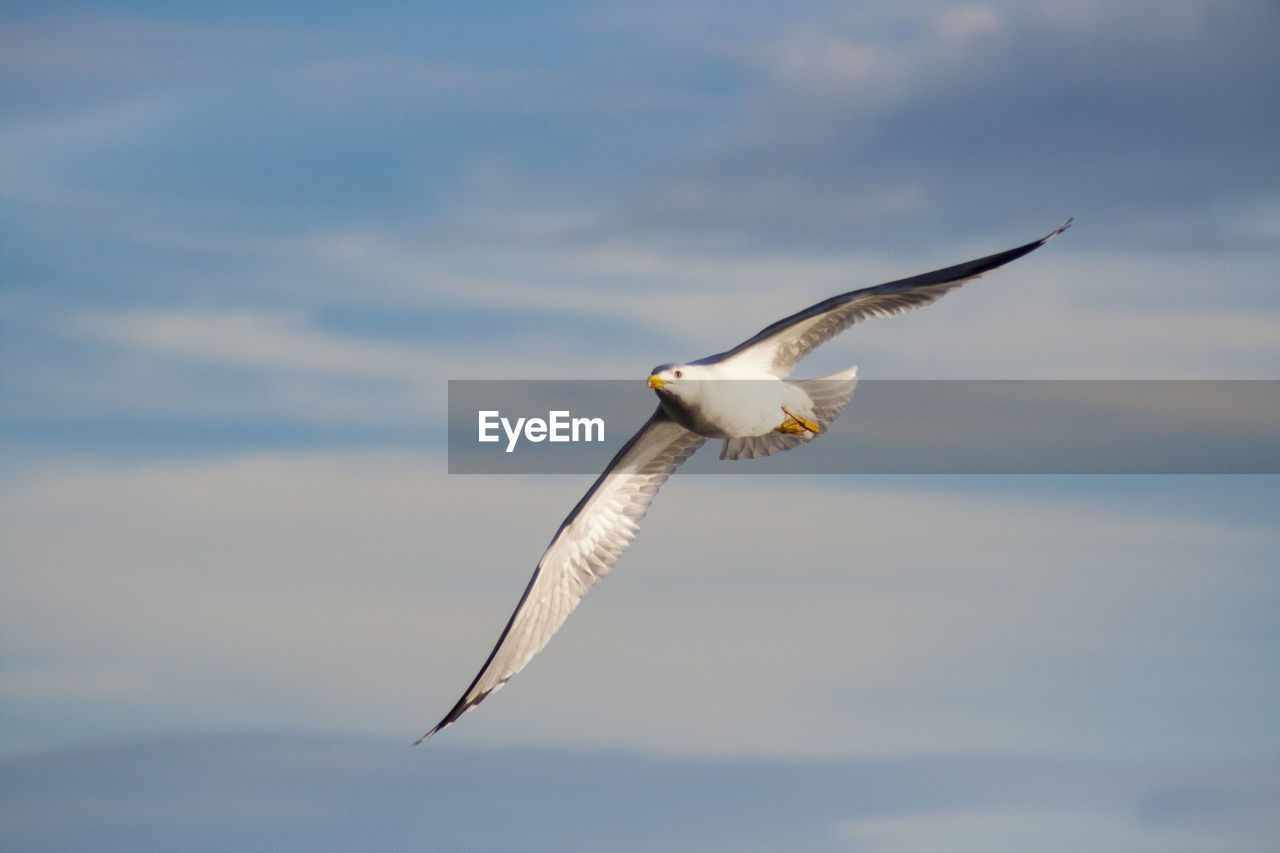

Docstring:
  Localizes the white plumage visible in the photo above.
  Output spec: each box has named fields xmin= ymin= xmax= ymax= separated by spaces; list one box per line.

xmin=417 ymin=220 xmax=1070 ymax=743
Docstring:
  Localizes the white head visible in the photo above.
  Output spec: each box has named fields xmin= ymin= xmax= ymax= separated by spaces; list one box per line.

xmin=647 ymin=362 xmax=713 ymax=425
xmin=647 ymin=362 xmax=708 ymax=400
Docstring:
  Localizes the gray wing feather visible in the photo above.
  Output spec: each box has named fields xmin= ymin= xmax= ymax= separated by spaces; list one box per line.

xmin=709 ymin=220 xmax=1071 ymax=377
xmin=416 ymin=408 xmax=705 ymax=743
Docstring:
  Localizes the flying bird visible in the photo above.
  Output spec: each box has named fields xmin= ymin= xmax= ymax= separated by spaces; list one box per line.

xmin=417 ymin=220 xmax=1071 ymax=743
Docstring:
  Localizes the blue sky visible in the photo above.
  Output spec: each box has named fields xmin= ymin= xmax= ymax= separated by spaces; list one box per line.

xmin=2 ymin=1 xmax=1278 ymax=850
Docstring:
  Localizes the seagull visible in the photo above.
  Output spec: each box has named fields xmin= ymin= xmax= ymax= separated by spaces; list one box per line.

xmin=417 ymin=220 xmax=1071 ymax=743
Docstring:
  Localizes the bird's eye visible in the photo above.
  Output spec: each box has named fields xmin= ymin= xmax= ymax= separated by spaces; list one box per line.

xmin=674 ymin=370 xmax=683 ymax=378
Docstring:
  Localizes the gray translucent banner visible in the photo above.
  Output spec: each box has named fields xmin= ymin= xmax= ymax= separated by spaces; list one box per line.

xmin=448 ymin=380 xmax=1280 ymax=474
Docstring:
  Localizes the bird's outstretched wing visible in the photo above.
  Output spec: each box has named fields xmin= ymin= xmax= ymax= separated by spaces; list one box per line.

xmin=707 ymin=220 xmax=1072 ymax=377
xmin=416 ymin=408 xmax=706 ymax=743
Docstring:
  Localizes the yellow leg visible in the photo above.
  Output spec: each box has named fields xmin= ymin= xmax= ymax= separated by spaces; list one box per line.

xmin=776 ymin=406 xmax=820 ymax=435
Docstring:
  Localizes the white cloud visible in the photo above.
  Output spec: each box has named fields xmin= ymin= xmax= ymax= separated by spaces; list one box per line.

xmin=300 ymin=223 xmax=1280 ymax=380
xmin=28 ymin=308 xmax=443 ymax=425
xmin=758 ymin=3 xmax=1010 ymax=108
xmin=2 ymin=450 xmax=1275 ymax=759
xmin=834 ymin=802 xmax=1272 ymax=853
xmin=3 ymin=0 xmax=1277 ymax=767
xmin=932 ymin=4 xmax=1005 ymax=43
xmin=20 ymin=234 xmax=1279 ymax=439
xmin=768 ymin=28 xmax=910 ymax=102
xmin=65 ymin=309 xmax=438 ymax=381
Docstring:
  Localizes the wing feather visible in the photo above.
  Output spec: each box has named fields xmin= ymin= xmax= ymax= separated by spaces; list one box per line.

xmin=709 ymin=220 xmax=1071 ymax=377
xmin=419 ymin=221 xmax=1071 ymax=742
xmin=416 ymin=408 xmax=705 ymax=743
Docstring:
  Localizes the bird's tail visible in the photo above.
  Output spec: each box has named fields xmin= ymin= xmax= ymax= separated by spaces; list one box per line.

xmin=797 ymin=365 xmax=860 ymax=423
xmin=719 ymin=366 xmax=858 ymax=461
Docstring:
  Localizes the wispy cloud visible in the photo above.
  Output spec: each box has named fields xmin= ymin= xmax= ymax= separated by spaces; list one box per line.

xmin=1 ymin=0 xmax=1277 ymax=783
xmin=600 ymin=0 xmax=1280 ymax=250
xmin=3 ymin=451 xmax=1275 ymax=759
xmin=65 ymin=309 xmax=440 ymax=381
xmin=5 ymin=734 xmax=1277 ymax=852
xmin=834 ymin=799 xmax=1275 ymax=853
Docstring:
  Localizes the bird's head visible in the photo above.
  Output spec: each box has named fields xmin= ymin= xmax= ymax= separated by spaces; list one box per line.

xmin=647 ymin=363 xmax=682 ymax=391
xmin=648 ymin=363 xmax=711 ymax=403
xmin=649 ymin=361 xmax=704 ymax=387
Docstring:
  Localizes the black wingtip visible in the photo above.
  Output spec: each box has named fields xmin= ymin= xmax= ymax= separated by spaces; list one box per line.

xmin=413 ymin=691 xmax=483 ymax=746
xmin=944 ymin=218 xmax=1073 ymax=283
xmin=1046 ymin=217 xmax=1074 ymax=241
xmin=413 ymin=714 xmax=457 ymax=746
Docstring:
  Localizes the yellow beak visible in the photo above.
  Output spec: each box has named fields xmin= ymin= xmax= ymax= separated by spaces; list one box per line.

xmin=647 ymin=374 xmax=665 ymax=389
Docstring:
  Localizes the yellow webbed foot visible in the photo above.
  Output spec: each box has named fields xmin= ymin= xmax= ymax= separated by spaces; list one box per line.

xmin=776 ymin=406 xmax=820 ymax=435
